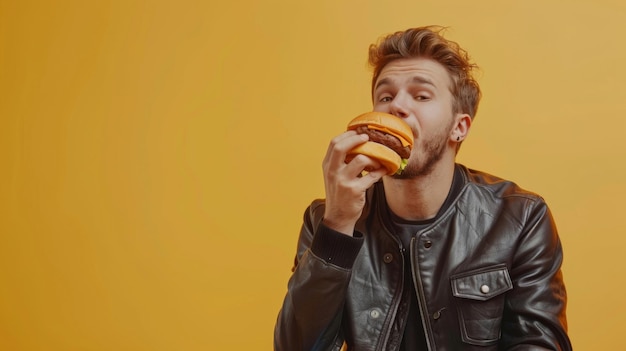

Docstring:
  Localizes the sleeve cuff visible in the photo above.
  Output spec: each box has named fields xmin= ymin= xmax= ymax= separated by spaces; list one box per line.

xmin=310 ymin=222 xmax=364 ymax=269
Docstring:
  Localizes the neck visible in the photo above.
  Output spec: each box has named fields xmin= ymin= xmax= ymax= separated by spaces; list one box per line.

xmin=382 ymin=160 xmax=456 ymax=221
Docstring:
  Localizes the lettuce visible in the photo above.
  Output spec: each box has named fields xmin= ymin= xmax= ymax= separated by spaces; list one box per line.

xmin=395 ymin=158 xmax=409 ymax=175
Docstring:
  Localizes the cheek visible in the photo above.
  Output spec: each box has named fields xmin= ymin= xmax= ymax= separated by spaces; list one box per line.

xmin=419 ymin=105 xmax=454 ymax=131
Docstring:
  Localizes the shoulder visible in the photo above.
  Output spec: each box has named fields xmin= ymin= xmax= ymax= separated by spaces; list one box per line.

xmin=459 ymin=164 xmax=545 ymax=203
xmin=456 ymin=164 xmax=551 ymax=226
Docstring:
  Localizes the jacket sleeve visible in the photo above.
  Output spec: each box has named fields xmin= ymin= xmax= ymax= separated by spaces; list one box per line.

xmin=274 ymin=200 xmax=364 ymax=351
xmin=500 ymin=199 xmax=573 ymax=350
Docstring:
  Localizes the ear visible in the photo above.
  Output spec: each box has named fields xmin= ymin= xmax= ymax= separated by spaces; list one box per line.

xmin=450 ymin=113 xmax=472 ymax=142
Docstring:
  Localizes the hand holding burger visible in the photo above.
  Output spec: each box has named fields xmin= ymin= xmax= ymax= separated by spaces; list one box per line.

xmin=321 ymin=112 xmax=413 ymax=235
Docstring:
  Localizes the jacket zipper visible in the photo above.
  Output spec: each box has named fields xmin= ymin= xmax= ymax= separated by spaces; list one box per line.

xmin=410 ymin=235 xmax=434 ymax=351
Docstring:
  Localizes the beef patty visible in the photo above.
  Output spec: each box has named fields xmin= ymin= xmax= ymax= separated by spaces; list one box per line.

xmin=355 ymin=126 xmax=411 ymax=159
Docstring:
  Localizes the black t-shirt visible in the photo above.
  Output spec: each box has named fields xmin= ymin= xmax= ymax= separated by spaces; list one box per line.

xmin=383 ymin=166 xmax=464 ymax=350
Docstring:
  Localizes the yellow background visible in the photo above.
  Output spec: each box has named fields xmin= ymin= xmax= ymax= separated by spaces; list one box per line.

xmin=1 ymin=0 xmax=625 ymax=349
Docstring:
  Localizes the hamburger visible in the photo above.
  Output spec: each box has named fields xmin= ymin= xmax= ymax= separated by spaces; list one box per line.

xmin=346 ymin=112 xmax=414 ymax=175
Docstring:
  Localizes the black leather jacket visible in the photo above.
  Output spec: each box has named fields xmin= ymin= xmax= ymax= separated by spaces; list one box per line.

xmin=275 ymin=165 xmax=572 ymax=350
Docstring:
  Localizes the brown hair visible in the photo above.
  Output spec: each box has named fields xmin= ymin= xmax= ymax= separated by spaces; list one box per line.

xmin=369 ymin=26 xmax=481 ymax=118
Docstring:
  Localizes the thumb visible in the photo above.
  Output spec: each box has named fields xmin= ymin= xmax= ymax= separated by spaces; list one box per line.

xmin=360 ymin=168 xmax=386 ymax=189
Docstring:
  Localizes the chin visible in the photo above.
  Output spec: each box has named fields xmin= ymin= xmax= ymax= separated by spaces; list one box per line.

xmin=392 ymin=152 xmax=445 ymax=179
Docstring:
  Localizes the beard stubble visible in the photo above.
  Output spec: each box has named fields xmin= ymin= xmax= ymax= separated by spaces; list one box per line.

xmin=392 ymin=119 xmax=455 ymax=179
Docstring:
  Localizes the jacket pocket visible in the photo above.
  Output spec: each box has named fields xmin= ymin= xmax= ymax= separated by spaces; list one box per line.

xmin=450 ymin=264 xmax=513 ymax=346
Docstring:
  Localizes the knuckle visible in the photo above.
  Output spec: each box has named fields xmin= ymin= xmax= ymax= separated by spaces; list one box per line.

xmin=349 ymin=153 xmax=367 ymax=164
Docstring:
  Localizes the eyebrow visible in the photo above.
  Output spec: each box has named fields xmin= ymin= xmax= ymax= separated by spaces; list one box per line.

xmin=374 ymin=76 xmax=437 ymax=92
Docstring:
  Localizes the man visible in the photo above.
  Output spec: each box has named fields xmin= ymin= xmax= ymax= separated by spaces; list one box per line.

xmin=274 ymin=26 xmax=572 ymax=351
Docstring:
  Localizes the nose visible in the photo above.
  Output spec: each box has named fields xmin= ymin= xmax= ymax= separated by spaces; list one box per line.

xmin=389 ymin=93 xmax=409 ymax=119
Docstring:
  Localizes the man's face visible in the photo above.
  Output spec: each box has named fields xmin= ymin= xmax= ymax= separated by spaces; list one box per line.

xmin=372 ymin=57 xmax=459 ymax=178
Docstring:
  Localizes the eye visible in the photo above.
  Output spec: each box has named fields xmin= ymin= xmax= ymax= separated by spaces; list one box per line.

xmin=379 ymin=96 xmax=393 ymax=103
xmin=415 ymin=94 xmax=430 ymax=101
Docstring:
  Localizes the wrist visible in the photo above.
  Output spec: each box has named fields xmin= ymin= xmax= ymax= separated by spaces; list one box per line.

xmin=312 ymin=222 xmax=364 ymax=269
xmin=322 ymin=217 xmax=355 ymax=236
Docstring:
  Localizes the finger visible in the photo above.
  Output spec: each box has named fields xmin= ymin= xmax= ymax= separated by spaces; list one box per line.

xmin=357 ymin=167 xmax=386 ymax=189
xmin=324 ymin=132 xmax=368 ymax=169
xmin=325 ymin=131 xmax=359 ymax=155
xmin=344 ymin=153 xmax=381 ymax=178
